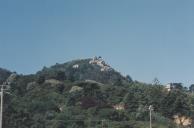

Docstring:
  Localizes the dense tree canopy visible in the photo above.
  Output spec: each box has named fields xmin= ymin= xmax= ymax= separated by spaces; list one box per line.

xmin=0 ymin=59 xmax=193 ymax=128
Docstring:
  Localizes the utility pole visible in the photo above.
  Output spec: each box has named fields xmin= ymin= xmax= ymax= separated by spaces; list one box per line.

xmin=101 ymin=120 xmax=105 ymax=128
xmin=101 ymin=120 xmax=104 ymax=128
xmin=0 ymin=82 xmax=10 ymax=128
xmin=0 ymin=83 xmax=5 ymax=128
xmin=149 ymin=105 xmax=154 ymax=128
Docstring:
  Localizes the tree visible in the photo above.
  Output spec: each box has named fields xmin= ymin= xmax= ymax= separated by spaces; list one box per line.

xmin=114 ymin=78 xmax=122 ymax=86
xmin=189 ymin=84 xmax=194 ymax=93
xmin=80 ymin=97 xmax=97 ymax=109
xmin=36 ymin=75 xmax=45 ymax=84
xmin=152 ymin=77 xmax=160 ymax=85
xmin=126 ymin=75 xmax=133 ymax=83
xmin=56 ymin=71 xmax=66 ymax=81
xmin=174 ymin=83 xmax=183 ymax=90
xmin=161 ymin=90 xmax=191 ymax=118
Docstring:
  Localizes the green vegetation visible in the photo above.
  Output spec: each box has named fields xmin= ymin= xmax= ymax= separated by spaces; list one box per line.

xmin=1 ymin=58 xmax=194 ymax=128
xmin=0 ymin=68 xmax=11 ymax=84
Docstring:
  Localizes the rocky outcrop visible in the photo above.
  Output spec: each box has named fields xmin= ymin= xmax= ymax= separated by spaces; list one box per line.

xmin=173 ymin=115 xmax=192 ymax=127
xmin=89 ymin=56 xmax=113 ymax=72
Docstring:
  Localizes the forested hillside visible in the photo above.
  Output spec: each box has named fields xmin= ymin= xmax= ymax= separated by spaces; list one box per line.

xmin=1 ymin=58 xmax=194 ymax=128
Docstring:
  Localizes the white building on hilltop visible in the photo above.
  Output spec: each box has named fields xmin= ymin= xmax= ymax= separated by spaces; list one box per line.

xmin=89 ymin=56 xmax=112 ymax=72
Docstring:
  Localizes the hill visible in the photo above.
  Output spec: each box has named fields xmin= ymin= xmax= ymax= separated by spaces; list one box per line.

xmin=0 ymin=57 xmax=193 ymax=128
xmin=37 ymin=57 xmax=132 ymax=85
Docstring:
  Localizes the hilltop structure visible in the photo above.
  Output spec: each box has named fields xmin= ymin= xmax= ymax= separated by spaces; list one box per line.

xmin=89 ymin=56 xmax=113 ymax=72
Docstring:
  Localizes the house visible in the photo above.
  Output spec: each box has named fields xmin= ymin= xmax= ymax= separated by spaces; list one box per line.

xmin=165 ymin=83 xmax=183 ymax=91
xmin=165 ymin=83 xmax=173 ymax=91
xmin=72 ymin=64 xmax=79 ymax=69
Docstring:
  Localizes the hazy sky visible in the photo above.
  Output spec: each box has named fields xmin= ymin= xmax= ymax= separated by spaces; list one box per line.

xmin=0 ymin=0 xmax=194 ymax=86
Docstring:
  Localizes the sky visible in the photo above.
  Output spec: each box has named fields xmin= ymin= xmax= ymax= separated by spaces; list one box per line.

xmin=0 ymin=0 xmax=194 ymax=86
